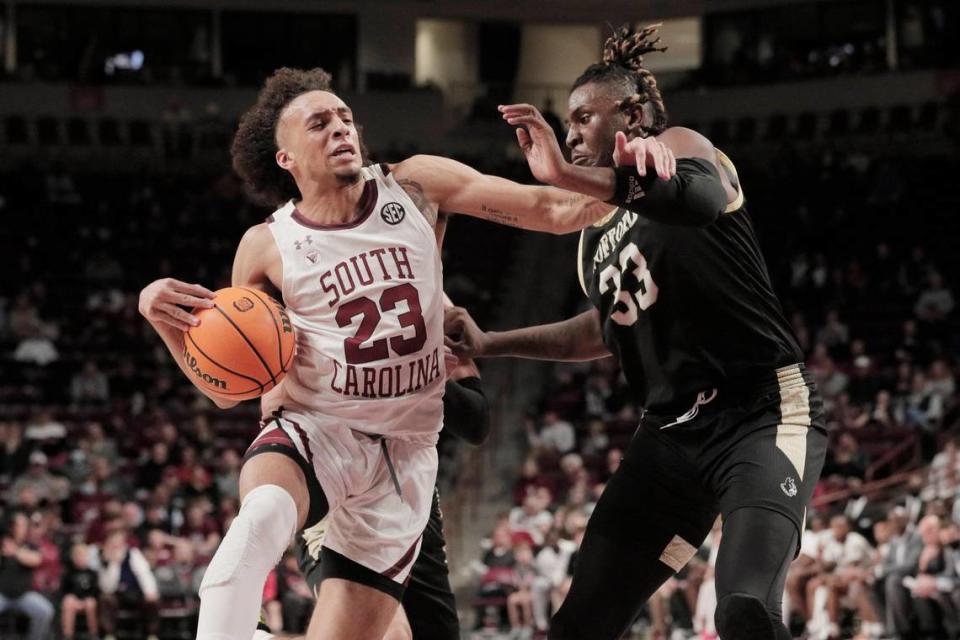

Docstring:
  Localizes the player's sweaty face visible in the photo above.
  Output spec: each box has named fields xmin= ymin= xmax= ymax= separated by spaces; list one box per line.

xmin=277 ymin=90 xmax=363 ymax=183
xmin=565 ymin=83 xmax=627 ymax=169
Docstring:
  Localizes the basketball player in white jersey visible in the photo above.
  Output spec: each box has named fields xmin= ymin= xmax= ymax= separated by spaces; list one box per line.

xmin=138 ymin=67 xmax=674 ymax=640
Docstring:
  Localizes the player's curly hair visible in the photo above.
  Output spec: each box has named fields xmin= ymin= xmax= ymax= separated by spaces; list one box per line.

xmin=572 ymin=23 xmax=669 ymax=137
xmin=231 ymin=67 xmax=334 ymax=207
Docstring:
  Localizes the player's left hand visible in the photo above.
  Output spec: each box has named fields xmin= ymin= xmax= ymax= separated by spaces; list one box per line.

xmin=499 ymin=104 xmax=566 ymax=185
xmin=444 ymin=306 xmax=488 ymax=359
xmin=612 ymin=131 xmax=676 ymax=180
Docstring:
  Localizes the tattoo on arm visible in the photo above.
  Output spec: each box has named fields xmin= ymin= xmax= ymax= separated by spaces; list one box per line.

xmin=478 ymin=203 xmax=523 ymax=227
xmin=398 ymin=178 xmax=440 ymax=229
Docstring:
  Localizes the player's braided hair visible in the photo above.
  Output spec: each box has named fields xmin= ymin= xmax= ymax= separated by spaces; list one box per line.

xmin=231 ymin=67 xmax=334 ymax=207
xmin=572 ymin=23 xmax=668 ymax=137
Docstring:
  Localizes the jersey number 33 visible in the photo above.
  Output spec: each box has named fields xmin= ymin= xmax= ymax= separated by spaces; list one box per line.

xmin=598 ymin=242 xmax=659 ymax=326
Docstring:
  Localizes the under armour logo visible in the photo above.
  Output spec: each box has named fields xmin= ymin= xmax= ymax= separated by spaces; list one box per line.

xmin=781 ymin=477 xmax=798 ymax=498
xmin=294 ymin=235 xmax=314 ymax=250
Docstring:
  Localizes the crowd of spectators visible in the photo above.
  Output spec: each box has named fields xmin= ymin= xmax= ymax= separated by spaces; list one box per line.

xmin=468 ymin=146 xmax=958 ymax=640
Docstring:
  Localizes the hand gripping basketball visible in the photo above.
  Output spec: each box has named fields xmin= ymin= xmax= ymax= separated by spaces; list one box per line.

xmin=184 ymin=287 xmax=297 ymax=400
xmin=138 ymin=277 xmax=216 ymax=332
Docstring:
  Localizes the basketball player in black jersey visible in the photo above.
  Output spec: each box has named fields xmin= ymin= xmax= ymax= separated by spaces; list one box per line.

xmin=445 ymin=24 xmax=827 ymax=640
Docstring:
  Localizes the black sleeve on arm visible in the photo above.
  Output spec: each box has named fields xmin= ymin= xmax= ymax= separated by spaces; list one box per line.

xmin=442 ymin=377 xmax=490 ymax=446
xmin=608 ymin=157 xmax=728 ymax=227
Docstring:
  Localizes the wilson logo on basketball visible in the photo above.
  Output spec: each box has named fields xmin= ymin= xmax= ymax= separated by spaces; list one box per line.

xmin=232 ymin=297 xmax=255 ymax=313
xmin=182 ymin=346 xmax=227 ymax=390
xmin=380 ymin=202 xmax=405 ymax=225
xmin=274 ymin=303 xmax=294 ymax=334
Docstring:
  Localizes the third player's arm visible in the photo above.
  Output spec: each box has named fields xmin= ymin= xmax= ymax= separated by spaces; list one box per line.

xmin=390 ymin=155 xmax=615 ymax=235
xmin=445 ymin=307 xmax=610 ymax=362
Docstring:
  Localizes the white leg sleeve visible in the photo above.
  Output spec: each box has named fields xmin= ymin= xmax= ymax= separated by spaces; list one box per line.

xmin=196 ymin=484 xmax=298 ymax=640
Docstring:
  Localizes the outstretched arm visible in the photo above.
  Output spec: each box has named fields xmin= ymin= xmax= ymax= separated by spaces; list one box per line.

xmin=445 ymin=306 xmax=610 ymax=362
xmin=390 ymin=155 xmax=615 ymax=235
xmin=500 ymin=105 xmax=734 ymax=227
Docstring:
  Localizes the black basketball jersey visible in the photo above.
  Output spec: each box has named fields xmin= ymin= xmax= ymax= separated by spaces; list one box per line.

xmin=578 ymin=152 xmax=802 ymax=413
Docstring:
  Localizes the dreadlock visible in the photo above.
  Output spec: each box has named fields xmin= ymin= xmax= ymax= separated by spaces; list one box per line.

xmin=572 ymin=23 xmax=669 ymax=137
xmin=231 ymin=67 xmax=334 ymax=207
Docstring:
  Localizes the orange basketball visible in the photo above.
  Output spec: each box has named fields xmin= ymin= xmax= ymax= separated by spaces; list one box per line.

xmin=183 ymin=287 xmax=295 ymax=400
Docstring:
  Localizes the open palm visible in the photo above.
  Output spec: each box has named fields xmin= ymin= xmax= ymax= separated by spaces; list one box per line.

xmin=499 ymin=104 xmax=565 ymax=185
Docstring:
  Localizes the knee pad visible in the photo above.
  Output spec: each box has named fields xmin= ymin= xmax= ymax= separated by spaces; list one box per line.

xmin=199 ymin=484 xmax=297 ymax=594
xmin=715 ymin=593 xmax=776 ymax=640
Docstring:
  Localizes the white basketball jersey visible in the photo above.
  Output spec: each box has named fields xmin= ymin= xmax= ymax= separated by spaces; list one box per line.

xmin=265 ymin=164 xmax=444 ymax=443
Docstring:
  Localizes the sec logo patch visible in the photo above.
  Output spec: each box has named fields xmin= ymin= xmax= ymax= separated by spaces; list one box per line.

xmin=381 ymin=202 xmax=405 ymax=225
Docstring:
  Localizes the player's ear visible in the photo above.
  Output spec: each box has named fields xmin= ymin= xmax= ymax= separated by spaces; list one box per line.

xmin=276 ymin=148 xmax=293 ymax=171
xmin=621 ymin=96 xmax=653 ymax=138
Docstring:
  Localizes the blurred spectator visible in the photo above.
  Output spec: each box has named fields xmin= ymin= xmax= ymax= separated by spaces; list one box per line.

xmin=929 ymin=359 xmax=956 ymax=405
xmin=138 ymin=442 xmax=172 ymax=490
xmin=822 ymin=433 xmax=868 ymax=480
xmin=0 ymin=423 xmax=30 ymax=480
xmin=908 ymin=515 xmax=955 ymax=638
xmin=276 ymin=551 xmax=314 ymax=632
xmin=509 ymin=491 xmax=553 ymax=547
xmin=914 ymin=271 xmax=955 ymax=324
xmin=214 ymin=449 xmax=242 ymax=499
xmin=0 ymin=512 xmax=55 ymax=640
xmin=805 ymin=515 xmax=878 ymax=639
xmin=86 ymin=422 xmax=119 ymax=465
xmin=23 ymin=410 xmax=67 ymax=445
xmin=178 ymin=501 xmax=221 ymax=562
xmin=60 ymin=543 xmax=100 ymax=640
xmin=89 ymin=456 xmax=133 ymax=498
xmin=506 ymin=542 xmax=541 ymax=638
xmin=844 ymin=478 xmax=887 ymax=538
xmin=70 ymin=360 xmax=110 ymax=407
xmin=13 ymin=325 xmax=59 ymax=366
xmin=27 ymin=513 xmax=61 ymax=596
xmin=809 ymin=345 xmax=849 ymax=407
xmin=528 ymin=411 xmax=575 ymax=454
xmin=10 ymin=451 xmax=70 ymax=506
xmin=816 ymin=309 xmax=850 ymax=352
xmin=8 ymin=293 xmax=41 ymax=341
xmin=98 ymin=528 xmax=160 ymax=640
xmin=533 ymin=528 xmax=576 ymax=632
xmin=183 ymin=465 xmax=220 ymax=507
xmin=785 ymin=514 xmax=827 ymax=625
xmin=580 ymin=419 xmax=609 ymax=457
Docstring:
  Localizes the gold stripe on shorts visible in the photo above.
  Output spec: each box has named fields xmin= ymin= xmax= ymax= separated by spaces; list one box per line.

xmin=775 ymin=364 xmax=811 ymax=481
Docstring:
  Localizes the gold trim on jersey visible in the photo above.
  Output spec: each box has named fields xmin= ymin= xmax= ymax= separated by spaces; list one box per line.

xmin=591 ymin=206 xmax=621 ymax=228
xmin=716 ymin=149 xmax=745 ymax=214
xmin=577 ymin=230 xmax=588 ymax=298
xmin=580 ymin=205 xmax=618 ymax=299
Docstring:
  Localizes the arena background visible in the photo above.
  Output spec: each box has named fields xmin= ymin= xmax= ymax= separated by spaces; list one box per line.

xmin=0 ymin=0 xmax=958 ymax=638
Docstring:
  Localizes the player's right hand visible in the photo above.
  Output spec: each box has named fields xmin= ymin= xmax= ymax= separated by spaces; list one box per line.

xmin=444 ymin=306 xmax=488 ymax=359
xmin=499 ymin=103 xmax=566 ymax=186
xmin=138 ymin=278 xmax=216 ymax=332
xmin=612 ymin=131 xmax=676 ymax=180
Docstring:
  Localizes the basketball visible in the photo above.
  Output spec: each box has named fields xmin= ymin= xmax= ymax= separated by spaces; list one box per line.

xmin=183 ymin=287 xmax=295 ymax=400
